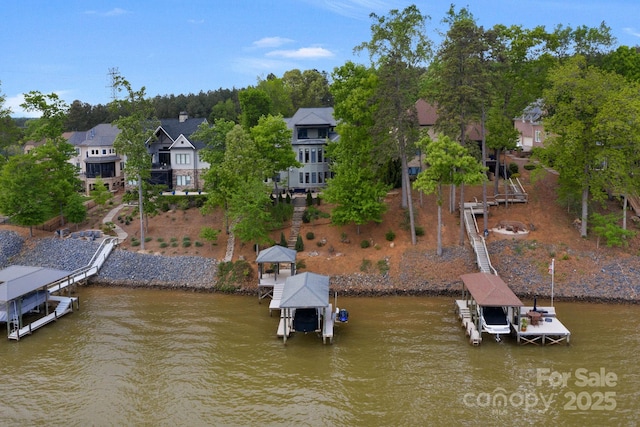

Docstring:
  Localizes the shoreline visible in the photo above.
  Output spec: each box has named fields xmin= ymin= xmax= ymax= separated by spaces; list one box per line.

xmin=86 ymin=276 xmax=640 ymax=305
xmin=2 ymin=230 xmax=639 ymax=304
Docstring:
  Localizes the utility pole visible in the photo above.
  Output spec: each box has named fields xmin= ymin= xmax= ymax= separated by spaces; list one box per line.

xmin=107 ymin=67 xmax=121 ymax=101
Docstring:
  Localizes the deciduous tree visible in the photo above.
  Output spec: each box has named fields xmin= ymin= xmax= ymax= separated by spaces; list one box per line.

xmin=110 ymin=77 xmax=160 ymax=250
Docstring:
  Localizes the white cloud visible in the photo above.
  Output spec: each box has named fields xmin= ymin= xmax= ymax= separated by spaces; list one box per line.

xmin=623 ymin=27 xmax=640 ymax=38
xmin=266 ymin=47 xmax=335 ymax=59
xmin=252 ymin=37 xmax=294 ymax=49
xmin=6 ymin=94 xmax=39 ymax=118
xmin=84 ymin=8 xmax=130 ymax=17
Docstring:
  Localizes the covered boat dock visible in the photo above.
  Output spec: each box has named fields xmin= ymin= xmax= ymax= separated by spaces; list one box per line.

xmin=278 ymin=272 xmax=335 ymax=344
xmin=0 ymin=265 xmax=78 ymax=340
xmin=458 ymin=272 xmax=570 ymax=345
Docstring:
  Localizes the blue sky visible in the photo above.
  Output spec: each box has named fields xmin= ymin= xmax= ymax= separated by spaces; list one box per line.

xmin=2 ymin=0 xmax=639 ymax=117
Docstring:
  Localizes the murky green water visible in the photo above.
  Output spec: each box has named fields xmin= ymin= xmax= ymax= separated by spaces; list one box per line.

xmin=1 ymin=288 xmax=638 ymax=426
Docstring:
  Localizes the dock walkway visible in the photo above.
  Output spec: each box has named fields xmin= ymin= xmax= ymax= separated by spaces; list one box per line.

xmin=7 ymin=237 xmax=116 ymax=341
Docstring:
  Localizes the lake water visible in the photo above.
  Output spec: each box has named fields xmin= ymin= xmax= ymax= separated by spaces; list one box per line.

xmin=1 ymin=288 xmax=638 ymax=426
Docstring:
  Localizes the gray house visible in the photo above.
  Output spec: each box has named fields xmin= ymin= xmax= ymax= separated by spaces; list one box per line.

xmin=148 ymin=112 xmax=208 ymax=191
xmin=282 ymin=107 xmax=338 ymax=192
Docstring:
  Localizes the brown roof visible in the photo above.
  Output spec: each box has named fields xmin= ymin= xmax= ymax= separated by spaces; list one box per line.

xmin=416 ymin=99 xmax=438 ymax=126
xmin=460 ymin=272 xmax=523 ymax=307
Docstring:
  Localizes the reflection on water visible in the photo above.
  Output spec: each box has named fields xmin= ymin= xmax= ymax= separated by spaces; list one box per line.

xmin=1 ymin=288 xmax=638 ymax=426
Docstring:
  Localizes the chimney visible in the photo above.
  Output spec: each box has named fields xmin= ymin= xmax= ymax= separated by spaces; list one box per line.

xmin=179 ymin=111 xmax=188 ymax=123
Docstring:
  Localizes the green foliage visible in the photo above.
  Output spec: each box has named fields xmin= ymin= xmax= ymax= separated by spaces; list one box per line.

xmin=215 ymin=260 xmax=253 ymax=292
xmin=90 ymin=176 xmax=113 ymax=207
xmin=360 ymin=239 xmax=371 ymax=249
xmin=0 ymin=154 xmax=50 ymax=232
xmin=508 ymin=163 xmax=519 ymax=176
xmin=523 ymin=163 xmax=537 ymax=171
xmin=385 ymin=230 xmax=396 ymax=241
xmin=590 ymin=213 xmax=636 ymax=248
xmin=199 ymin=226 xmax=220 ymax=244
xmin=295 ymin=259 xmax=306 ymax=271
xmin=269 ymin=201 xmax=294 ymax=226
xmin=306 ymin=232 xmax=315 ymax=240
xmin=415 ymin=226 xmax=425 ymax=236
xmin=306 ymin=192 xmax=313 ymax=206
xmin=360 ymin=259 xmax=372 ymax=272
xmin=377 ymin=259 xmax=390 ymax=276
xmin=295 ymin=235 xmax=304 ymax=252
xmin=279 ymin=231 xmax=287 ymax=247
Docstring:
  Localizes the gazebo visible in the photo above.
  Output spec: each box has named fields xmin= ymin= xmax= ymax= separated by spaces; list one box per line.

xmin=278 ymin=272 xmax=332 ymax=344
xmin=256 ymin=245 xmax=297 ymax=302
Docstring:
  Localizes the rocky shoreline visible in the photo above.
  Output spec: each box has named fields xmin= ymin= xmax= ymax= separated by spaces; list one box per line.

xmin=1 ymin=230 xmax=638 ymax=303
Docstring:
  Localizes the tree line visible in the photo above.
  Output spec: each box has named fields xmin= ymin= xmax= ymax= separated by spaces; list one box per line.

xmin=2 ymin=4 xmax=640 ymax=251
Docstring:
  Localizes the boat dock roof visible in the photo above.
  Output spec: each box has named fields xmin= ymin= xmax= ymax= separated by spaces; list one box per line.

xmin=460 ymin=272 xmax=524 ymax=307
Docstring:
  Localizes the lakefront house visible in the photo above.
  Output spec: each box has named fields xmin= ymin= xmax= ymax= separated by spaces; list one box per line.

xmin=281 ymin=107 xmax=338 ymax=193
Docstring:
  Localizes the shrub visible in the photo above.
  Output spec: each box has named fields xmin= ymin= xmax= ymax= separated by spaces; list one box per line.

xmin=182 ymin=241 xmax=191 ymax=248
xmin=171 ymin=242 xmax=178 ymax=247
xmin=306 ymin=231 xmax=315 ymax=240
xmin=145 ymin=236 xmax=152 ymax=242
xmin=157 ymin=237 xmax=164 ymax=242
xmin=131 ymin=239 xmax=140 ymax=247
xmin=215 ymin=260 xmax=253 ymax=292
xmin=295 ymin=235 xmax=304 ymax=252
xmin=159 ymin=242 xmax=168 ymax=248
xmin=508 ymin=162 xmax=519 ymax=176
xmin=195 ymin=241 xmax=203 ymax=247
xmin=360 ymin=259 xmax=372 ymax=272
xmin=279 ymin=232 xmax=287 ymax=247
xmin=415 ymin=226 xmax=425 ymax=236
xmin=306 ymin=192 xmax=313 ymax=206
xmin=296 ymin=259 xmax=306 ymax=270
xmin=523 ymin=163 xmax=536 ymax=171
xmin=377 ymin=259 xmax=390 ymax=275
xmin=200 ymin=227 xmax=220 ymax=245
xmin=360 ymin=239 xmax=371 ymax=249
xmin=385 ymin=230 xmax=396 ymax=241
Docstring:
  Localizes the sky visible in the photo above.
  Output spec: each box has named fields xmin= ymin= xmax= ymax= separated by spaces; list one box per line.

xmin=2 ymin=0 xmax=639 ymax=117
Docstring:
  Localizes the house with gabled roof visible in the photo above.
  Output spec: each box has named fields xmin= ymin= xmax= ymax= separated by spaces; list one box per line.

xmin=147 ymin=112 xmax=208 ymax=191
xmin=514 ymin=99 xmax=546 ymax=152
xmin=281 ymin=107 xmax=338 ymax=192
xmin=74 ymin=124 xmax=123 ymax=194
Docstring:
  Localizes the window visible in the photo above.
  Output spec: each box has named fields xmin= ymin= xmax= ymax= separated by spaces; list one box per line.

xmin=305 ymin=173 xmax=310 ymax=184
xmin=318 ymin=128 xmax=328 ymax=138
xmin=299 ymin=172 xmax=303 ymax=184
xmin=318 ymin=173 xmax=323 ymax=184
xmin=102 ymin=149 xmax=107 ymax=155
xmin=304 ymin=148 xmax=309 ymax=163
xmin=297 ymin=128 xmax=308 ymax=139
xmin=311 ymin=148 xmax=317 ymax=163
xmin=176 ymin=154 xmax=190 ymax=164
xmin=177 ymin=175 xmax=191 ymax=186
xmin=534 ymin=130 xmax=542 ymax=143
xmin=318 ymin=149 xmax=323 ymax=163
xmin=298 ymin=149 xmax=304 ymax=163
xmin=311 ymin=172 xmax=317 ymax=184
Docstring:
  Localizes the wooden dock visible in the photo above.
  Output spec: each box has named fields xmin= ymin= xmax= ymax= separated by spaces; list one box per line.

xmin=515 ymin=306 xmax=571 ymax=345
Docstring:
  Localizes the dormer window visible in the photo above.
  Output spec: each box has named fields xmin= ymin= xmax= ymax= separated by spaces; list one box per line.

xmin=297 ymin=128 xmax=308 ymax=139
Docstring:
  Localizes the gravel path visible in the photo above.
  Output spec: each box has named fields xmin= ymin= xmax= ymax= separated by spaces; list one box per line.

xmin=2 ymin=230 xmax=639 ymax=302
